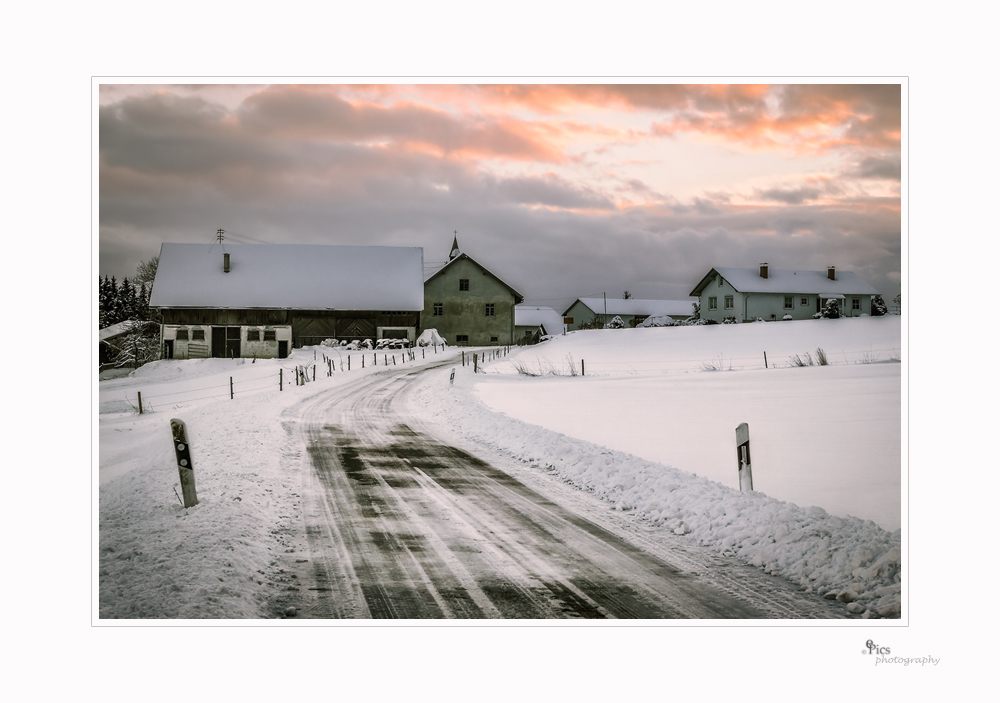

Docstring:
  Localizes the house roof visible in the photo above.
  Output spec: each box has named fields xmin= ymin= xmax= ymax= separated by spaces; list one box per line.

xmin=423 ymin=252 xmax=524 ymax=304
xmin=690 ymin=267 xmax=879 ymax=297
xmin=149 ymin=243 xmax=425 ymax=310
xmin=564 ymin=298 xmax=697 ymax=317
xmin=514 ymin=306 xmax=565 ymax=334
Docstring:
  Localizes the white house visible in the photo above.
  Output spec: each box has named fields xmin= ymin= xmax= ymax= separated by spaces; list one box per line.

xmin=149 ymin=243 xmax=424 ymax=359
xmin=689 ymin=263 xmax=879 ymax=323
xmin=562 ymin=298 xmax=696 ymax=331
xmin=514 ymin=305 xmax=566 ymax=344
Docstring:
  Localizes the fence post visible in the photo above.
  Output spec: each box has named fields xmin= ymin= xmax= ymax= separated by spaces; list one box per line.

xmin=313 ymin=365 xmax=316 ymax=381
xmin=138 ymin=391 xmax=143 ymax=414
xmin=170 ymin=418 xmax=199 ymax=508
xmin=764 ymin=351 xmax=768 ymax=369
xmin=280 ymin=368 xmax=283 ymax=391
xmin=230 ymin=377 xmax=234 ymax=399
xmin=474 ymin=353 xmax=478 ymax=373
xmin=736 ymin=423 xmax=754 ymax=491
xmin=581 ymin=359 xmax=585 ymax=376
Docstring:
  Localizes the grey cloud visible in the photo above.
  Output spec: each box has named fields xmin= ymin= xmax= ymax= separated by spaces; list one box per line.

xmin=849 ymin=155 xmax=902 ymax=180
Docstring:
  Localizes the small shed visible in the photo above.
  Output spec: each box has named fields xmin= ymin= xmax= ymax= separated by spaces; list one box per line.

xmin=514 ymin=305 xmax=566 ymax=344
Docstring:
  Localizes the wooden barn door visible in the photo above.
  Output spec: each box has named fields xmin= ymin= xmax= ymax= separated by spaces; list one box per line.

xmin=212 ymin=327 xmax=226 ymax=358
xmin=226 ymin=326 xmax=241 ymax=358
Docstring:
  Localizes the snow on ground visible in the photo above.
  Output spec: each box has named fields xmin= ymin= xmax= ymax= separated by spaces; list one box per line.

xmin=97 ymin=317 xmax=902 ymax=619
xmin=407 ymin=316 xmax=903 ymax=618
xmin=97 ymin=345 xmax=456 ymax=619
xmin=474 ymin=317 xmax=902 ymax=531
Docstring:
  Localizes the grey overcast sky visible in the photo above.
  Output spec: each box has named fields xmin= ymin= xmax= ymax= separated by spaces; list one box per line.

xmin=99 ymin=82 xmax=902 ymax=311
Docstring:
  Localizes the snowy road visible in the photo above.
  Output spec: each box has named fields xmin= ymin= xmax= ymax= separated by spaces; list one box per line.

xmin=279 ymin=358 xmax=848 ymax=619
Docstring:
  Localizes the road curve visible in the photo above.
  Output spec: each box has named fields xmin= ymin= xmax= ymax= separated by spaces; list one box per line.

xmin=280 ymin=357 xmax=842 ymax=619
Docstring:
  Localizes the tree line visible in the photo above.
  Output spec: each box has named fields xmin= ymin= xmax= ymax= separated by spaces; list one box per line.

xmin=99 ymin=257 xmax=157 ymax=328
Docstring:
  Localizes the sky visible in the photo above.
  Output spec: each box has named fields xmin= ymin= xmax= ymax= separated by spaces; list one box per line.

xmin=98 ymin=82 xmax=902 ymax=310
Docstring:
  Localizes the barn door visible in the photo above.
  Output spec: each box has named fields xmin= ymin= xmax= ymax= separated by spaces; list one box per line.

xmin=226 ymin=326 xmax=241 ymax=358
xmin=212 ymin=327 xmax=226 ymax=358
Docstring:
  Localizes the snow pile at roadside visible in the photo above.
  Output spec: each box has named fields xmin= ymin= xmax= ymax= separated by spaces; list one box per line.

xmin=410 ymin=365 xmax=902 ymax=618
xmin=416 ymin=328 xmax=447 ymax=347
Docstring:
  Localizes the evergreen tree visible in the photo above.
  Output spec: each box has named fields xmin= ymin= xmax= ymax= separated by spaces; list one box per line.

xmin=119 ymin=277 xmax=136 ymax=322
xmin=822 ymin=298 xmax=841 ymax=319
xmin=871 ymin=294 xmax=887 ymax=316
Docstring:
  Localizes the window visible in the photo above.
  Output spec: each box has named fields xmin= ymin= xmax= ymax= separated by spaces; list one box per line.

xmin=564 ymin=317 xmax=573 ymax=324
xmin=459 ymin=279 xmax=469 ymax=291
xmin=491 ymin=336 xmax=498 ymax=343
xmin=708 ymin=297 xmax=718 ymax=310
xmin=801 ymin=297 xmax=808 ymax=306
xmin=246 ymin=329 xmax=260 ymax=341
xmin=433 ymin=303 xmax=443 ymax=316
xmin=852 ymin=298 xmax=860 ymax=310
xmin=456 ymin=334 xmax=469 ymax=343
xmin=176 ymin=329 xmax=189 ymax=340
xmin=263 ymin=330 xmax=276 ymax=341
xmin=191 ymin=329 xmax=205 ymax=341
xmin=485 ymin=303 xmax=495 ymax=317
xmin=784 ymin=296 xmax=794 ymax=309
xmin=718 ymin=275 xmax=723 ymax=287
xmin=724 ymin=295 xmax=734 ymax=310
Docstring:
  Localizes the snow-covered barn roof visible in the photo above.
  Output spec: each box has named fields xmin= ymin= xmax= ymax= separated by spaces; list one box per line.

xmin=564 ymin=298 xmax=697 ymax=317
xmin=514 ymin=306 xmax=565 ymax=335
xmin=149 ymin=243 xmax=425 ymax=310
xmin=690 ymin=267 xmax=878 ymax=297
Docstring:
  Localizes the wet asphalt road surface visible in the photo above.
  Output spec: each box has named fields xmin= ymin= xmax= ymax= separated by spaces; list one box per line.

xmin=282 ymin=358 xmax=845 ymax=619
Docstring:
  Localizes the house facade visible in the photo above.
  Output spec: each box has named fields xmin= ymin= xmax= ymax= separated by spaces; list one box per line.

xmin=562 ymin=298 xmax=696 ymax=331
xmin=421 ymin=236 xmax=523 ymax=346
xmin=689 ymin=264 xmax=879 ymax=323
xmin=149 ymin=243 xmax=424 ymax=359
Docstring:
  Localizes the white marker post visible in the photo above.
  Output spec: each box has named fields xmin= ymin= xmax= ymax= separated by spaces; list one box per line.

xmin=170 ymin=418 xmax=199 ymax=508
xmin=736 ymin=422 xmax=753 ymax=491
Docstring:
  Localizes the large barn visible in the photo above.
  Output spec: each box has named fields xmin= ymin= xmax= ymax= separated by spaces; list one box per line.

xmin=149 ymin=243 xmax=424 ymax=359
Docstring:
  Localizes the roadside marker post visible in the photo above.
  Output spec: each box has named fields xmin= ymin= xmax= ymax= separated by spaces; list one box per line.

xmin=736 ymin=423 xmax=754 ymax=491
xmin=450 ymin=369 xmax=455 ymax=385
xmin=170 ymin=418 xmax=199 ymax=508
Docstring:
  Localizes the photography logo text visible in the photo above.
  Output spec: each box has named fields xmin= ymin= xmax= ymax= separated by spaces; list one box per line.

xmin=862 ymin=640 xmax=940 ymax=667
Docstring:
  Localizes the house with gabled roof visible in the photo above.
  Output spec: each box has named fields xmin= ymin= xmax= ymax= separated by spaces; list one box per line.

xmin=149 ymin=243 xmax=424 ymax=359
xmin=562 ymin=297 xmax=696 ymax=331
xmin=514 ymin=305 xmax=565 ymax=344
xmin=421 ymin=235 xmax=523 ymax=346
xmin=689 ymin=263 xmax=879 ymax=323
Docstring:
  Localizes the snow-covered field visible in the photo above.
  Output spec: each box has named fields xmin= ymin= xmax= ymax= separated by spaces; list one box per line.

xmin=97 ymin=317 xmax=902 ymax=620
xmin=473 ymin=317 xmax=902 ymax=531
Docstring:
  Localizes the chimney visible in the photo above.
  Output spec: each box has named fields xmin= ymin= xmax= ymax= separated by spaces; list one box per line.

xmin=827 ymin=266 xmax=836 ymax=281
xmin=759 ymin=262 xmax=768 ymax=279
xmin=224 ymin=253 xmax=230 ymax=273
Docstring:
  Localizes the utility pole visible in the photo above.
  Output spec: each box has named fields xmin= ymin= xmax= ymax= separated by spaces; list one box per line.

xmin=216 ymin=228 xmax=225 ymax=243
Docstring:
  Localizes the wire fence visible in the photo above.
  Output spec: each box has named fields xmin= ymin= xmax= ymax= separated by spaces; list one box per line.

xmin=484 ymin=345 xmax=902 ymax=377
xmin=107 ymin=346 xmax=455 ymax=414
